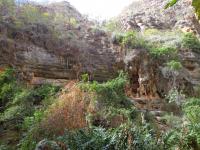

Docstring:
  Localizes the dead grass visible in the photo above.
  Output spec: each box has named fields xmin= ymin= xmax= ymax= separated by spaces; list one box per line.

xmin=42 ymin=81 xmax=95 ymax=135
xmin=0 ymin=68 xmax=5 ymax=74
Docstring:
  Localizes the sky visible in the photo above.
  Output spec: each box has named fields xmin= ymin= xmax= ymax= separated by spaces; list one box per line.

xmin=34 ymin=0 xmax=136 ymax=19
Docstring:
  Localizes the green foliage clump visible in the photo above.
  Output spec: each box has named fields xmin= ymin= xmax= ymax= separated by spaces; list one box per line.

xmin=165 ymin=0 xmax=178 ymax=9
xmin=193 ymin=0 xmax=200 ymax=19
xmin=164 ymin=98 xmax=200 ymax=150
xmin=111 ymin=33 xmax=124 ymax=45
xmin=167 ymin=60 xmax=182 ymax=71
xmin=18 ymin=84 xmax=60 ymax=150
xmin=183 ymin=98 xmax=200 ymax=124
xmin=103 ymin=19 xmax=122 ymax=32
xmin=150 ymin=46 xmax=177 ymax=58
xmin=121 ymin=31 xmax=147 ymax=49
xmin=79 ymin=72 xmax=128 ymax=107
xmin=19 ymin=110 xmax=45 ymax=150
xmin=19 ymin=4 xmax=51 ymax=25
xmin=56 ymin=123 xmax=162 ymax=150
xmin=182 ymin=33 xmax=200 ymax=53
xmin=166 ymin=0 xmax=200 ymax=19
xmin=0 ymin=0 xmax=15 ymax=19
xmin=0 ymin=68 xmax=16 ymax=107
xmin=0 ymin=68 xmax=60 ymax=149
xmin=81 ymin=73 xmax=89 ymax=82
xmin=69 ymin=17 xmax=78 ymax=27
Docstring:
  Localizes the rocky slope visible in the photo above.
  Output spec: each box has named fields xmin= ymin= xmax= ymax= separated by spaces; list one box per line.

xmin=119 ymin=0 xmax=200 ymax=34
xmin=118 ymin=0 xmax=200 ymax=92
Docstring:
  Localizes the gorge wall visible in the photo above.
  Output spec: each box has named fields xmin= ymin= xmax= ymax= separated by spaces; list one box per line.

xmin=0 ymin=0 xmax=199 ymax=99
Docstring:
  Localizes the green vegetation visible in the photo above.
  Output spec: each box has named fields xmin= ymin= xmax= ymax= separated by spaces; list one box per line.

xmin=0 ymin=68 xmax=60 ymax=149
xmin=121 ymin=31 xmax=148 ymax=49
xmin=181 ymin=33 xmax=200 ymax=53
xmin=164 ymin=98 xmax=200 ymax=150
xmin=19 ymin=4 xmax=51 ymax=25
xmin=150 ymin=46 xmax=177 ymax=58
xmin=0 ymin=0 xmax=15 ymax=19
xmin=103 ymin=19 xmax=122 ymax=32
xmin=1 ymin=1 xmax=200 ymax=150
xmin=193 ymin=0 xmax=200 ymax=19
xmin=0 ymin=68 xmax=200 ymax=150
xmin=55 ymin=123 xmax=163 ymax=150
xmin=167 ymin=60 xmax=182 ymax=71
xmin=79 ymin=72 xmax=128 ymax=107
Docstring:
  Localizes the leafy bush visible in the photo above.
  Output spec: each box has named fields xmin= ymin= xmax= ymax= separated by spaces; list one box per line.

xmin=0 ymin=0 xmax=15 ymax=19
xmin=166 ymin=88 xmax=185 ymax=106
xmin=86 ymin=106 xmax=138 ymax=128
xmin=103 ymin=19 xmax=122 ymax=32
xmin=121 ymin=31 xmax=148 ymax=49
xmin=160 ymin=113 xmax=182 ymax=128
xmin=69 ymin=17 xmax=78 ymax=27
xmin=0 ymin=68 xmax=60 ymax=149
xmin=19 ymin=111 xmax=45 ymax=150
xmin=182 ymin=33 xmax=200 ymax=53
xmin=79 ymin=72 xmax=128 ymax=107
xmin=111 ymin=33 xmax=124 ymax=45
xmin=164 ymin=98 xmax=200 ymax=150
xmin=23 ymin=110 xmax=45 ymax=131
xmin=150 ymin=46 xmax=177 ymax=58
xmin=167 ymin=60 xmax=182 ymax=71
xmin=0 ymin=68 xmax=16 ymax=107
xmin=19 ymin=4 xmax=51 ymax=24
xmin=56 ymin=123 xmax=163 ymax=150
xmin=183 ymin=98 xmax=200 ymax=124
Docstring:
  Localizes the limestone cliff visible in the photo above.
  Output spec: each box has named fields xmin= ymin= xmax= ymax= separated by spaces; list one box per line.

xmin=0 ymin=1 xmax=122 ymax=82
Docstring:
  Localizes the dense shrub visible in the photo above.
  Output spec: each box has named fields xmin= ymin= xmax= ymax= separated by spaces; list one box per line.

xmin=0 ymin=0 xmax=15 ymax=19
xmin=164 ymin=98 xmax=200 ymax=150
xmin=150 ymin=46 xmax=177 ymax=58
xmin=0 ymin=68 xmax=16 ymax=108
xmin=17 ymin=4 xmax=51 ymax=26
xmin=103 ymin=19 xmax=122 ymax=32
xmin=56 ymin=123 xmax=163 ymax=150
xmin=121 ymin=31 xmax=148 ymax=49
xmin=182 ymin=33 xmax=200 ymax=53
xmin=79 ymin=72 xmax=128 ymax=107
xmin=0 ymin=68 xmax=60 ymax=149
xmin=167 ymin=60 xmax=182 ymax=71
xmin=144 ymin=29 xmax=183 ymax=48
xmin=19 ymin=110 xmax=46 ymax=150
xmin=111 ymin=33 xmax=124 ymax=45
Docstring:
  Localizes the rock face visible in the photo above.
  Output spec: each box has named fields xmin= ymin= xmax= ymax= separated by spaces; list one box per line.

xmin=119 ymin=0 xmax=200 ymax=34
xmin=0 ymin=1 xmax=122 ymax=82
xmin=181 ymin=51 xmax=200 ymax=86
xmin=124 ymin=49 xmax=158 ymax=98
xmin=0 ymin=25 xmax=121 ymax=81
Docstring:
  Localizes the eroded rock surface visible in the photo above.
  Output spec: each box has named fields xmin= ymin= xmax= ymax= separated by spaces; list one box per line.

xmin=119 ymin=0 xmax=200 ymax=34
xmin=0 ymin=2 xmax=122 ymax=82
